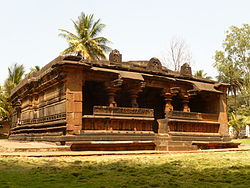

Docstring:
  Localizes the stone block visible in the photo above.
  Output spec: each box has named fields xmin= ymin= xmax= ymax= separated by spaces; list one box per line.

xmin=66 ymin=101 xmax=82 ymax=113
xmin=66 ymin=93 xmax=74 ymax=101
xmin=73 ymin=92 xmax=82 ymax=102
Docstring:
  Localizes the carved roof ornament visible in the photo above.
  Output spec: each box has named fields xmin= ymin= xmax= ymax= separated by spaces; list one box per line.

xmin=170 ymin=87 xmax=181 ymax=95
xmin=180 ymin=63 xmax=192 ymax=77
xmin=109 ymin=49 xmax=122 ymax=64
xmin=147 ymin=57 xmax=162 ymax=72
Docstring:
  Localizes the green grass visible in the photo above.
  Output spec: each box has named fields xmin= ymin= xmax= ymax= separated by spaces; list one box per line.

xmin=232 ymin=139 xmax=250 ymax=145
xmin=1 ymin=151 xmax=250 ymax=188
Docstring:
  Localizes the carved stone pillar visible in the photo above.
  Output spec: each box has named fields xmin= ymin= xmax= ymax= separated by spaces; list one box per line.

xmin=130 ymin=90 xmax=139 ymax=108
xmin=15 ymin=99 xmax=22 ymax=126
xmin=106 ymin=88 xmax=118 ymax=107
xmin=163 ymin=92 xmax=173 ymax=113
xmin=127 ymin=81 xmax=144 ymax=108
xmin=105 ymin=78 xmax=123 ymax=107
xmin=182 ymin=95 xmax=190 ymax=112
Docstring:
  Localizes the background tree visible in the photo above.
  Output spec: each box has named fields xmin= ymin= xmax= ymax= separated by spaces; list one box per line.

xmin=59 ymin=12 xmax=111 ymax=60
xmin=4 ymin=63 xmax=25 ymax=95
xmin=194 ymin=70 xmax=212 ymax=80
xmin=26 ymin=65 xmax=41 ymax=77
xmin=0 ymin=64 xmax=25 ymax=122
xmin=214 ymin=24 xmax=250 ymax=115
xmin=30 ymin=65 xmax=40 ymax=73
xmin=0 ymin=86 xmax=11 ymax=122
xmin=228 ymin=113 xmax=249 ymax=138
xmin=163 ymin=37 xmax=192 ymax=71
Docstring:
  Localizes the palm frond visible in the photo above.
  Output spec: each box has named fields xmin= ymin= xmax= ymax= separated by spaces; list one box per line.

xmin=59 ymin=12 xmax=111 ymax=60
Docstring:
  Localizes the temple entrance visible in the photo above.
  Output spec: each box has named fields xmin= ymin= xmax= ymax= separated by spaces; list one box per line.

xmin=83 ymin=81 xmax=108 ymax=115
xmin=172 ymin=94 xmax=183 ymax=111
xmin=116 ymin=85 xmax=131 ymax=107
xmin=189 ymin=93 xmax=219 ymax=113
xmin=138 ymin=87 xmax=165 ymax=133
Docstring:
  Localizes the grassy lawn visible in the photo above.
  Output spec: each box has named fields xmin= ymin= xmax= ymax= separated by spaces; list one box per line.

xmin=232 ymin=139 xmax=250 ymax=145
xmin=1 ymin=151 xmax=250 ymax=188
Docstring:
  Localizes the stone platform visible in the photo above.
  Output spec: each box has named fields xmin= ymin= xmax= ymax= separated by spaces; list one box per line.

xmin=0 ymin=140 xmax=249 ymax=157
xmin=0 ymin=140 xmax=70 ymax=152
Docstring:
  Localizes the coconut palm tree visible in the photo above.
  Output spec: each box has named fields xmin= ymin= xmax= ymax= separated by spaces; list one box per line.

xmin=194 ymin=70 xmax=212 ymax=80
xmin=0 ymin=86 xmax=11 ymax=121
xmin=59 ymin=12 xmax=111 ymax=60
xmin=215 ymin=61 xmax=243 ymax=114
xmin=30 ymin=65 xmax=40 ymax=73
xmin=26 ymin=65 xmax=41 ymax=77
xmin=4 ymin=63 xmax=25 ymax=95
xmin=0 ymin=64 xmax=25 ymax=122
xmin=229 ymin=113 xmax=249 ymax=138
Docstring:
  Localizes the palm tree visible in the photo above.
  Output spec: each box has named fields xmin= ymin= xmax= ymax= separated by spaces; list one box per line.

xmin=4 ymin=63 xmax=25 ymax=95
xmin=26 ymin=65 xmax=41 ymax=77
xmin=59 ymin=12 xmax=111 ymax=60
xmin=194 ymin=70 xmax=212 ymax=80
xmin=0 ymin=86 xmax=11 ymax=122
xmin=30 ymin=65 xmax=40 ymax=73
xmin=0 ymin=64 xmax=25 ymax=122
xmin=229 ymin=113 xmax=249 ymax=138
xmin=215 ymin=61 xmax=243 ymax=114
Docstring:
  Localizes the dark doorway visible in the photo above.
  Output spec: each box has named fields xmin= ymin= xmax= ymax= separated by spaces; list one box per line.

xmin=116 ymin=85 xmax=131 ymax=107
xmin=189 ymin=93 xmax=219 ymax=113
xmin=138 ymin=87 xmax=165 ymax=133
xmin=172 ymin=94 xmax=183 ymax=111
xmin=83 ymin=81 xmax=108 ymax=115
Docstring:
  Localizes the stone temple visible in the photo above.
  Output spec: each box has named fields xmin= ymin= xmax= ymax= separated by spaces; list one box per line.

xmin=8 ymin=50 xmax=239 ymax=151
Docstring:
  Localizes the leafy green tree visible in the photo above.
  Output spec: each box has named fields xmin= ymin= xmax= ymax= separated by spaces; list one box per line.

xmin=26 ymin=65 xmax=41 ymax=77
xmin=214 ymin=24 xmax=250 ymax=114
xmin=229 ymin=113 xmax=249 ymax=138
xmin=194 ymin=70 xmax=212 ymax=80
xmin=30 ymin=65 xmax=40 ymax=73
xmin=0 ymin=86 xmax=11 ymax=122
xmin=4 ymin=63 xmax=25 ymax=95
xmin=0 ymin=64 xmax=25 ymax=122
xmin=59 ymin=12 xmax=111 ymax=60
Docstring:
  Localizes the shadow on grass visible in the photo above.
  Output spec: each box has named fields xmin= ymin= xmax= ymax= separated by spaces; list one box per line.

xmin=0 ymin=158 xmax=250 ymax=188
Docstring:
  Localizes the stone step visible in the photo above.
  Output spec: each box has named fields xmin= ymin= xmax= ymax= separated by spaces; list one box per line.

xmin=70 ymin=141 xmax=155 ymax=151
xmin=156 ymin=145 xmax=198 ymax=151
xmin=156 ymin=141 xmax=193 ymax=146
xmin=9 ymin=134 xmax=155 ymax=143
xmin=169 ymin=136 xmax=223 ymax=142
xmin=13 ymin=146 xmax=70 ymax=152
xmin=80 ymin=130 xmax=155 ymax=136
xmin=192 ymin=141 xmax=240 ymax=149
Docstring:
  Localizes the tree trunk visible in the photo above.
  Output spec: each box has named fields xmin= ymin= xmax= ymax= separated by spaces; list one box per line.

xmin=233 ymin=88 xmax=237 ymax=116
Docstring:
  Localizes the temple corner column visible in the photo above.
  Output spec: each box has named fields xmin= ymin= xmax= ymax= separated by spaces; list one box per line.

xmin=65 ymin=68 xmax=84 ymax=135
xmin=218 ymin=86 xmax=229 ymax=136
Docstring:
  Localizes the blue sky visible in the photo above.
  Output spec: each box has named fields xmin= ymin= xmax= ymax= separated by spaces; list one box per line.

xmin=0 ymin=0 xmax=249 ymax=84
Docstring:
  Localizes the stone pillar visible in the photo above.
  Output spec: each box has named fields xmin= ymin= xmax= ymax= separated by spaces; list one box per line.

xmin=105 ymin=78 xmax=123 ymax=107
xmin=106 ymin=87 xmax=118 ymax=107
xmin=218 ymin=87 xmax=229 ymax=136
xmin=65 ymin=68 xmax=83 ymax=135
xmin=182 ymin=95 xmax=190 ymax=112
xmin=128 ymin=81 xmax=144 ymax=108
xmin=16 ymin=99 xmax=22 ymax=126
xmin=163 ymin=92 xmax=173 ymax=114
xmin=130 ymin=90 xmax=139 ymax=108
